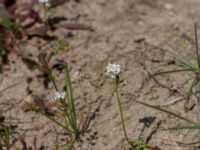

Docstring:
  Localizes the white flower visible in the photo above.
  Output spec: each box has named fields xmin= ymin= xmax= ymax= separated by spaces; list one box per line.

xmin=106 ymin=63 xmax=121 ymax=79
xmin=38 ymin=0 xmax=49 ymax=4
xmin=54 ymin=91 xmax=66 ymax=101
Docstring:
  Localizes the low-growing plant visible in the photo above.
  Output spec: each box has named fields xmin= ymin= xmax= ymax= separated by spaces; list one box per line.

xmin=0 ymin=115 xmax=14 ymax=150
xmin=0 ymin=18 xmax=19 ymax=66
xmin=106 ymin=64 xmax=161 ymax=149
xmin=125 ymin=139 xmax=149 ymax=150
xmin=2 ymin=15 xmax=22 ymax=38
xmin=129 ymin=24 xmax=200 ymax=145
xmin=151 ymin=23 xmax=200 ymax=112
xmin=52 ymin=41 xmax=69 ymax=54
xmin=24 ymin=53 xmax=80 ymax=149
xmin=131 ymin=99 xmax=200 ymax=147
xmin=106 ymin=63 xmax=135 ymax=148
xmin=0 ymin=34 xmax=8 ymax=56
xmin=133 ymin=99 xmax=200 ymax=129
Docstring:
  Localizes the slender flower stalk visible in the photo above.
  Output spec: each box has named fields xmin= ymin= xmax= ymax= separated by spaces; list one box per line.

xmin=38 ymin=0 xmax=51 ymax=30
xmin=106 ymin=63 xmax=131 ymax=145
xmin=114 ymin=76 xmax=131 ymax=145
xmin=43 ymin=4 xmax=51 ymax=30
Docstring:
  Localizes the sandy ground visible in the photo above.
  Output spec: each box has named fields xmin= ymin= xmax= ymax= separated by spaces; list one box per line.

xmin=2 ymin=0 xmax=200 ymax=149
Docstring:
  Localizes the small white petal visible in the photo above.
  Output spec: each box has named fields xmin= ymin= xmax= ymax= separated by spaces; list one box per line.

xmin=38 ymin=0 xmax=50 ymax=6
xmin=54 ymin=91 xmax=66 ymax=101
xmin=106 ymin=63 xmax=121 ymax=79
xmin=38 ymin=0 xmax=49 ymax=4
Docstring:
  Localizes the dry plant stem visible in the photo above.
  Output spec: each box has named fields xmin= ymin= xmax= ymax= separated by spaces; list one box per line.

xmin=114 ymin=76 xmax=131 ymax=146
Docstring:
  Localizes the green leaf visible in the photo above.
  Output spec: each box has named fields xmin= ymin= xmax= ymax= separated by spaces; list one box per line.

xmin=52 ymin=41 xmax=69 ymax=54
xmin=133 ymin=100 xmax=196 ymax=124
xmin=152 ymin=68 xmax=197 ymax=76
xmin=0 ymin=47 xmax=8 ymax=56
xmin=165 ymin=42 xmax=196 ymax=70
xmin=197 ymin=55 xmax=200 ymax=69
xmin=46 ymin=10 xmax=53 ymax=18
xmin=1 ymin=16 xmax=13 ymax=30
xmin=149 ymin=43 xmax=197 ymax=70
xmin=0 ymin=35 xmax=5 ymax=41
xmin=64 ymin=62 xmax=78 ymax=133
xmin=33 ymin=108 xmax=73 ymax=133
xmin=184 ymin=77 xmax=198 ymax=111
xmin=194 ymin=23 xmax=200 ymax=70
xmin=169 ymin=124 xmax=200 ymax=130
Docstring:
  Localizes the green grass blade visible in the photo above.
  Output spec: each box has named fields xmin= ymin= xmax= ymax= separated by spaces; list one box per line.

xmin=0 ymin=35 xmax=5 ymax=41
xmin=133 ymin=100 xmax=196 ymax=124
xmin=152 ymin=68 xmax=196 ymax=76
xmin=169 ymin=124 xmax=200 ymax=130
xmin=0 ymin=143 xmax=3 ymax=150
xmin=184 ymin=77 xmax=198 ymax=111
xmin=64 ymin=62 xmax=78 ymax=133
xmin=149 ymin=43 xmax=196 ymax=70
xmin=165 ymin=42 xmax=197 ymax=70
xmin=34 ymin=109 xmax=73 ymax=133
xmin=194 ymin=23 xmax=200 ymax=70
xmin=1 ymin=15 xmax=13 ymax=30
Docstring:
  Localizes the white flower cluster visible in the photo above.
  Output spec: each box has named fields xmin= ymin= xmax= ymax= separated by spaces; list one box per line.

xmin=106 ymin=63 xmax=121 ymax=79
xmin=38 ymin=0 xmax=49 ymax=4
xmin=54 ymin=91 xmax=66 ymax=101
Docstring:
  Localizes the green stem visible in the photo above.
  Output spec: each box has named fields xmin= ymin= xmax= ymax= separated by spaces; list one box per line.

xmin=60 ymin=99 xmax=74 ymax=133
xmin=39 ymin=110 xmax=73 ymax=133
xmin=42 ymin=4 xmax=51 ymax=31
xmin=184 ymin=76 xmax=198 ymax=111
xmin=114 ymin=76 xmax=131 ymax=145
